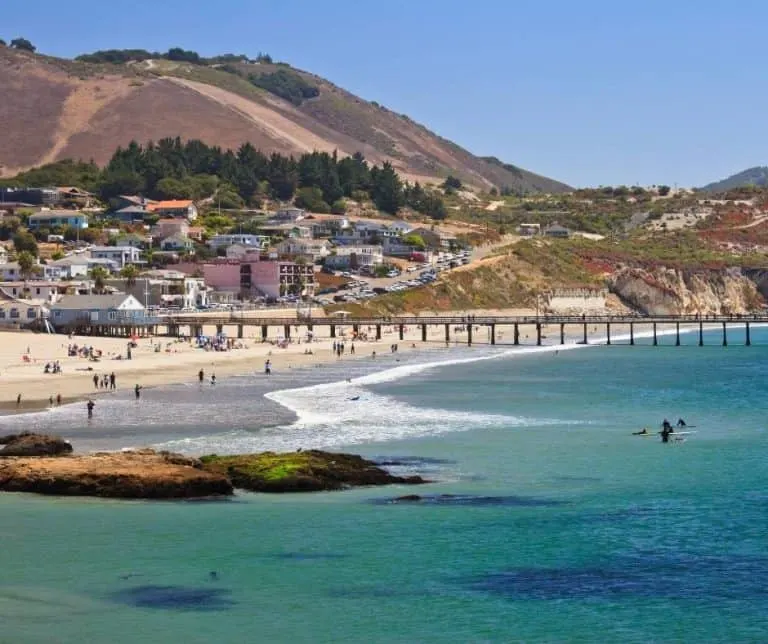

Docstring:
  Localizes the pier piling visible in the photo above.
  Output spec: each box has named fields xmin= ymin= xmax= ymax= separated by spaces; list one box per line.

xmin=375 ymin=324 xmax=381 ymax=340
xmin=560 ymin=323 xmax=565 ymax=345
xmin=653 ymin=323 xmax=657 ymax=346
xmin=399 ymin=324 xmax=404 ymax=341
xmin=262 ymin=325 xmax=268 ymax=341
xmin=514 ymin=323 xmax=520 ymax=345
xmin=606 ymin=322 xmax=611 ymax=345
xmin=445 ymin=323 xmax=450 ymax=344
xmin=421 ymin=324 xmax=427 ymax=343
xmin=536 ymin=323 xmax=542 ymax=346
xmin=722 ymin=322 xmax=727 ymax=347
xmin=676 ymin=322 xmax=680 ymax=346
xmin=746 ymin=322 xmax=751 ymax=346
xmin=467 ymin=324 xmax=473 ymax=346
xmin=490 ymin=324 xmax=496 ymax=345
xmin=630 ymin=323 xmax=634 ymax=345
xmin=699 ymin=321 xmax=704 ymax=346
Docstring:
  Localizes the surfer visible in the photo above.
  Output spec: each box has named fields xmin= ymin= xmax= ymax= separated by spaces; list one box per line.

xmin=676 ymin=418 xmax=687 ymax=428
xmin=632 ymin=427 xmax=649 ymax=435
xmin=662 ymin=418 xmax=673 ymax=432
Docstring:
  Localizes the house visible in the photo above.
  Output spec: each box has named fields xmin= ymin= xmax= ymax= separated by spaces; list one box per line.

xmin=518 ymin=223 xmax=541 ymax=237
xmin=112 ymin=206 xmax=150 ymax=223
xmin=268 ymin=207 xmax=305 ymax=224
xmin=147 ymin=200 xmax=198 ymax=221
xmin=409 ymin=227 xmax=457 ymax=250
xmin=89 ymin=246 xmax=141 ymax=269
xmin=153 ymin=219 xmax=190 ymax=239
xmin=106 ymin=271 xmax=208 ymax=309
xmin=208 ymin=234 xmax=270 ymax=251
xmin=0 ymin=288 xmax=47 ymax=326
xmin=275 ymin=239 xmax=331 ymax=262
xmin=0 ymin=281 xmax=61 ymax=302
xmin=389 ymin=220 xmax=413 ymax=234
xmin=225 ymin=244 xmax=261 ymax=260
xmin=324 ymin=245 xmax=383 ymax=270
xmin=49 ymin=294 xmax=150 ymax=328
xmin=27 ymin=211 xmax=89 ymax=231
xmin=543 ymin=224 xmax=571 ymax=239
xmin=187 ymin=226 xmax=205 ymax=242
xmin=0 ymin=262 xmax=62 ymax=281
xmin=161 ymin=234 xmax=194 ymax=252
xmin=115 ymin=233 xmax=150 ymax=249
xmin=56 ymin=187 xmax=94 ymax=208
xmin=51 ymin=255 xmax=118 ymax=279
xmin=114 ymin=195 xmax=156 ymax=210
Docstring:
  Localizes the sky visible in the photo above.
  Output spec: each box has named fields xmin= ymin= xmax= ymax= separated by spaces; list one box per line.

xmin=3 ymin=0 xmax=768 ymax=188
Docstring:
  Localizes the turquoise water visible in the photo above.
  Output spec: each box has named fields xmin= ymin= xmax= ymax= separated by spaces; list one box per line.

xmin=2 ymin=329 xmax=768 ymax=643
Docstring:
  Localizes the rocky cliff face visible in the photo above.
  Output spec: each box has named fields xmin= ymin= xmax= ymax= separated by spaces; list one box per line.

xmin=608 ymin=267 xmax=764 ymax=315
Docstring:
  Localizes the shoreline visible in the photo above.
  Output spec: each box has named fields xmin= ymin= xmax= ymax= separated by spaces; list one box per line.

xmin=0 ymin=320 xmax=746 ymax=418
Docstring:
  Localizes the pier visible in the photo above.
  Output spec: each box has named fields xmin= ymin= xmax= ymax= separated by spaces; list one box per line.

xmin=56 ymin=313 xmax=768 ymax=347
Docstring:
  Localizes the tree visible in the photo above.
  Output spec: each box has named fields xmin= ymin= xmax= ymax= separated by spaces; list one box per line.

xmin=294 ymin=186 xmax=329 ymax=213
xmin=658 ymin=185 xmax=671 ymax=196
xmin=120 ymin=264 xmax=140 ymax=286
xmin=403 ymin=233 xmax=426 ymax=250
xmin=13 ymin=230 xmax=38 ymax=256
xmin=16 ymin=251 xmax=36 ymax=280
xmin=443 ymin=175 xmax=462 ymax=191
xmin=0 ymin=39 xmax=6 ymax=46
xmin=370 ymin=162 xmax=403 ymax=214
xmin=89 ymin=267 xmax=109 ymax=294
xmin=10 ymin=38 xmax=35 ymax=52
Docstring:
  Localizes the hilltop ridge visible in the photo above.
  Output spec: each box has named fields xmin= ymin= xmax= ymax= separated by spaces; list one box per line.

xmin=0 ymin=44 xmax=570 ymax=193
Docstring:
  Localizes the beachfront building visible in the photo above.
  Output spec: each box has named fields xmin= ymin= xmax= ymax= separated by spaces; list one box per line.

xmin=106 ymin=271 xmax=208 ymax=310
xmin=0 ymin=288 xmax=47 ymax=327
xmin=49 ymin=294 xmax=149 ymax=328
xmin=324 ymin=245 xmax=383 ymax=270
xmin=176 ymin=257 xmax=315 ymax=299
xmin=0 ymin=281 xmax=61 ymax=302
xmin=147 ymin=200 xmax=198 ymax=221
xmin=27 ymin=211 xmax=89 ymax=231
xmin=208 ymin=234 xmax=270 ymax=251
xmin=89 ymin=246 xmax=141 ymax=269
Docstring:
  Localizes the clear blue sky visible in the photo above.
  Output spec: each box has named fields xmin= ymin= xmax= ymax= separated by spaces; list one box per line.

xmin=3 ymin=0 xmax=767 ymax=188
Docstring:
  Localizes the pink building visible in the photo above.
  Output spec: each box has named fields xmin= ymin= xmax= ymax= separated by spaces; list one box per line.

xmin=176 ymin=258 xmax=314 ymax=299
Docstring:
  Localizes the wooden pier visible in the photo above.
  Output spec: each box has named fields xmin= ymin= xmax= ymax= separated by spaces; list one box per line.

xmin=56 ymin=313 xmax=768 ymax=347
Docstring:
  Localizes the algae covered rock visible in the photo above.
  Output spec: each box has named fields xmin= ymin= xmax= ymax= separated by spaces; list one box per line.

xmin=0 ymin=432 xmax=73 ymax=457
xmin=200 ymin=450 xmax=427 ymax=493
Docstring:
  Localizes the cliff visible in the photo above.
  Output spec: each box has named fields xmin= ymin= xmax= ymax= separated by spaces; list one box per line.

xmin=608 ymin=266 xmax=764 ymax=315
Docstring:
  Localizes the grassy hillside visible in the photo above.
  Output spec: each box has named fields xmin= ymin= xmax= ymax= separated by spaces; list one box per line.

xmin=699 ymin=166 xmax=768 ymax=193
xmin=0 ymin=45 xmax=569 ymax=192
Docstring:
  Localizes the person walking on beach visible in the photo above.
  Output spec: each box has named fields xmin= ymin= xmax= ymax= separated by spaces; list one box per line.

xmin=265 ymin=360 xmax=272 ymax=376
xmin=211 ymin=374 xmax=216 ymax=385
xmin=134 ymin=384 xmax=142 ymax=400
xmin=87 ymin=399 xmax=95 ymax=418
xmin=16 ymin=393 xmax=21 ymax=408
xmin=56 ymin=393 xmax=62 ymax=406
xmin=198 ymin=369 xmax=204 ymax=384
xmin=93 ymin=374 xmax=99 ymax=389
xmin=110 ymin=372 xmax=116 ymax=390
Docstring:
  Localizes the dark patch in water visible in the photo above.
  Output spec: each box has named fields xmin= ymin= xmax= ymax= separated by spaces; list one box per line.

xmin=373 ymin=456 xmax=457 ymax=467
xmin=463 ymin=554 xmax=768 ymax=601
xmin=109 ymin=585 xmax=235 ymax=611
xmin=271 ymin=552 xmax=347 ymax=561
xmin=371 ymin=494 xmax=566 ymax=507
xmin=552 ymin=475 xmax=602 ymax=483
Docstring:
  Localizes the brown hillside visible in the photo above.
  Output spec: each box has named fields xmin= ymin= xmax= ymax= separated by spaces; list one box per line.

xmin=0 ymin=47 xmax=570 ymax=192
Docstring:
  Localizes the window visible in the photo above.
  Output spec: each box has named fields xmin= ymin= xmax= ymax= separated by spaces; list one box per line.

xmin=27 ymin=308 xmax=37 ymax=319
xmin=108 ymin=311 xmax=117 ymax=320
xmin=10 ymin=308 xmax=19 ymax=319
xmin=0 ymin=310 xmax=5 ymax=319
xmin=11 ymin=288 xmax=17 ymax=295
xmin=53 ymin=311 xmax=62 ymax=319
xmin=35 ymin=288 xmax=41 ymax=295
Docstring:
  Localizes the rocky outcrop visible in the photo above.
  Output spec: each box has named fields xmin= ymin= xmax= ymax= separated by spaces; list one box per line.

xmin=0 ymin=432 xmax=73 ymax=457
xmin=0 ymin=449 xmax=233 ymax=499
xmin=199 ymin=450 xmax=428 ymax=493
xmin=608 ymin=266 xmax=763 ymax=315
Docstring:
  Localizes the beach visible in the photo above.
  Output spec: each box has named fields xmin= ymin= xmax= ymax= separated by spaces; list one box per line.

xmin=0 ymin=313 xmax=714 ymax=413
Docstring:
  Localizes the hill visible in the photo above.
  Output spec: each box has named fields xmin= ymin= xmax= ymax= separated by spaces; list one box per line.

xmin=699 ymin=166 xmax=768 ymax=193
xmin=0 ymin=46 xmax=570 ymax=193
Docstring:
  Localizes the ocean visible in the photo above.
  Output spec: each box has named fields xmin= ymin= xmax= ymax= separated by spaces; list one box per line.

xmin=1 ymin=326 xmax=768 ymax=643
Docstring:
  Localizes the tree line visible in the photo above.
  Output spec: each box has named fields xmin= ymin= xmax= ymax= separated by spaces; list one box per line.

xmin=2 ymin=138 xmax=448 ymax=219
xmin=75 ymin=47 xmax=273 ymax=66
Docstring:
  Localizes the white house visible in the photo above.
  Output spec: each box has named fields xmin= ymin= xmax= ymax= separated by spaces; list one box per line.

xmin=0 ymin=289 xmax=47 ymax=326
xmin=161 ymin=234 xmax=194 ymax=252
xmin=89 ymin=246 xmax=141 ymax=269
xmin=147 ymin=200 xmax=198 ymax=221
xmin=275 ymin=239 xmax=330 ymax=262
xmin=324 ymin=245 xmax=383 ymax=269
xmin=208 ymin=234 xmax=270 ymax=251
xmin=51 ymin=255 xmax=118 ymax=279
xmin=0 ymin=262 xmax=62 ymax=281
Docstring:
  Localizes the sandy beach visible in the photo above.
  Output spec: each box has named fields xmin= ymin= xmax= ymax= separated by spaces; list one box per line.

xmin=0 ymin=312 xmax=709 ymax=413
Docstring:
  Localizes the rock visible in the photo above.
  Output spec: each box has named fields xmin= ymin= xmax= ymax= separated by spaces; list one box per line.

xmin=393 ymin=494 xmax=423 ymax=502
xmin=199 ymin=450 xmax=429 ymax=493
xmin=0 ymin=432 xmax=73 ymax=457
xmin=0 ymin=450 xmax=233 ymax=499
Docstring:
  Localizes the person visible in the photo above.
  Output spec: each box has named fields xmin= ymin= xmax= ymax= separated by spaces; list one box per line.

xmin=662 ymin=419 xmax=673 ymax=432
xmin=198 ymin=369 xmax=204 ymax=384
xmin=93 ymin=374 xmax=99 ymax=389
xmin=676 ymin=418 xmax=687 ymax=428
xmin=134 ymin=384 xmax=142 ymax=400
xmin=16 ymin=393 xmax=21 ymax=408
xmin=110 ymin=372 xmax=116 ymax=390
xmin=633 ymin=427 xmax=649 ymax=435
xmin=211 ymin=374 xmax=216 ymax=385
xmin=56 ymin=393 xmax=62 ymax=406
xmin=265 ymin=360 xmax=271 ymax=376
xmin=660 ymin=426 xmax=671 ymax=443
xmin=87 ymin=399 xmax=95 ymax=418
xmin=49 ymin=395 xmax=54 ymax=407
